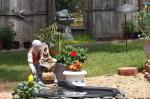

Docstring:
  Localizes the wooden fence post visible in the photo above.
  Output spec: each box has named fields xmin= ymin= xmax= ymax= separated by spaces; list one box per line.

xmin=47 ymin=0 xmax=56 ymax=25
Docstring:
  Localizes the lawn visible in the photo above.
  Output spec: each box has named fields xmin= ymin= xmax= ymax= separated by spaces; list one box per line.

xmin=0 ymin=40 xmax=146 ymax=81
xmin=84 ymin=40 xmax=146 ymax=76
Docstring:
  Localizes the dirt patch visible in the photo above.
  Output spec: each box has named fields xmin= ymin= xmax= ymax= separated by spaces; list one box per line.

xmin=0 ymin=81 xmax=20 ymax=92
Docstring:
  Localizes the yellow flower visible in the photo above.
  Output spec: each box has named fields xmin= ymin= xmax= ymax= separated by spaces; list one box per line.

xmin=28 ymin=74 xmax=34 ymax=83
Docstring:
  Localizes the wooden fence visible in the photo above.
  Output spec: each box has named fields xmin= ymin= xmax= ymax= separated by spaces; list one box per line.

xmin=85 ymin=0 xmax=139 ymax=39
xmin=0 ymin=0 xmax=55 ymax=46
xmin=0 ymin=0 xmax=148 ymax=42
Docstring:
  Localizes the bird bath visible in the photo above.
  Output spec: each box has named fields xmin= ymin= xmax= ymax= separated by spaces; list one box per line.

xmin=56 ymin=10 xmax=76 ymax=40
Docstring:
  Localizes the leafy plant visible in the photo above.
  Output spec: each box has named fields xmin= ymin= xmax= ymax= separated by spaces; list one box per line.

xmin=54 ymin=46 xmax=87 ymax=67
xmin=0 ymin=27 xmax=16 ymax=41
xmin=13 ymin=75 xmax=41 ymax=99
xmin=123 ymin=20 xmax=135 ymax=33
xmin=56 ymin=0 xmax=83 ymax=13
xmin=37 ymin=23 xmax=63 ymax=51
xmin=134 ymin=5 xmax=150 ymax=39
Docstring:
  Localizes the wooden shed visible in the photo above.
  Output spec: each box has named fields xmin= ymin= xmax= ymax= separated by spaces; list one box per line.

xmin=0 ymin=0 xmax=55 ymax=46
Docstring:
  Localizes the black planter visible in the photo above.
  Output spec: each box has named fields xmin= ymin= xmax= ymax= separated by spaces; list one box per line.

xmin=23 ymin=41 xmax=31 ymax=49
xmin=123 ymin=33 xmax=129 ymax=39
xmin=4 ymin=40 xmax=13 ymax=50
xmin=129 ymin=32 xmax=139 ymax=39
xmin=13 ymin=41 xmax=20 ymax=49
xmin=0 ymin=41 xmax=4 ymax=50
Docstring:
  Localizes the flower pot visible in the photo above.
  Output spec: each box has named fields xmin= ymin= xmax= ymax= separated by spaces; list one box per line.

xmin=123 ymin=33 xmax=129 ymax=40
xmin=23 ymin=41 xmax=31 ymax=49
xmin=53 ymin=63 xmax=66 ymax=81
xmin=0 ymin=40 xmax=3 ymax=50
xmin=63 ymin=70 xmax=87 ymax=86
xmin=13 ymin=41 xmax=20 ymax=49
xmin=49 ymin=48 xmax=59 ymax=56
xmin=67 ymin=60 xmax=82 ymax=71
xmin=4 ymin=40 xmax=13 ymax=50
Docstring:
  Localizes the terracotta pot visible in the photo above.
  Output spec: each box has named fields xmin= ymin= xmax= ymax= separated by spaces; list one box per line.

xmin=67 ymin=60 xmax=82 ymax=71
xmin=49 ymin=48 xmax=59 ymax=56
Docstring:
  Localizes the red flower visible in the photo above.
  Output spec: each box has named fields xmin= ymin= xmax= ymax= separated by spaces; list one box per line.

xmin=70 ymin=51 xmax=77 ymax=57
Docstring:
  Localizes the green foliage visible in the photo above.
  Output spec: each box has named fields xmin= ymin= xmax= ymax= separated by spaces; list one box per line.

xmin=37 ymin=23 xmax=61 ymax=47
xmin=56 ymin=0 xmax=83 ymax=13
xmin=0 ymin=27 xmax=16 ymax=41
xmin=123 ymin=20 xmax=135 ymax=33
xmin=13 ymin=81 xmax=41 ymax=98
xmin=13 ymin=75 xmax=41 ymax=99
xmin=135 ymin=5 xmax=150 ymax=38
xmin=54 ymin=46 xmax=87 ymax=66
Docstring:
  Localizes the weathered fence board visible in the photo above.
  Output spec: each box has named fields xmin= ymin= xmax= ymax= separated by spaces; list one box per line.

xmin=0 ymin=0 xmax=55 ymax=46
xmin=85 ymin=0 xmax=139 ymax=39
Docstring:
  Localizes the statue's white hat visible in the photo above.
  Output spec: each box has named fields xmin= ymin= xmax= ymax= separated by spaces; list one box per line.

xmin=32 ymin=40 xmax=42 ymax=47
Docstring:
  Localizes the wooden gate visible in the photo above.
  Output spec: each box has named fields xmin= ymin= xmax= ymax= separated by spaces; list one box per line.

xmin=0 ymin=0 xmax=55 ymax=46
xmin=85 ymin=0 xmax=138 ymax=39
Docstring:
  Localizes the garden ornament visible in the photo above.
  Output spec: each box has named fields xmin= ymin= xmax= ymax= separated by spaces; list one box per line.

xmin=39 ymin=43 xmax=57 ymax=85
xmin=28 ymin=40 xmax=43 ymax=85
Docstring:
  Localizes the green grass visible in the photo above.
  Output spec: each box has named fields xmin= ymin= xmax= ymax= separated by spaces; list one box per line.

xmin=64 ymin=33 xmax=95 ymax=45
xmin=84 ymin=40 xmax=146 ymax=76
xmin=0 ymin=51 xmax=30 ymax=82
xmin=0 ymin=40 xmax=146 ymax=81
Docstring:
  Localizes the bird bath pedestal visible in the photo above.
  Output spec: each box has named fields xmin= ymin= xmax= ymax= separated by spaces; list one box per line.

xmin=56 ymin=10 xmax=76 ymax=40
xmin=58 ymin=18 xmax=76 ymax=40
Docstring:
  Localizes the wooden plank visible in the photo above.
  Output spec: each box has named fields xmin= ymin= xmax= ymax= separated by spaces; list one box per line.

xmin=0 ymin=11 xmax=48 ymax=16
xmin=47 ymin=0 xmax=55 ymax=25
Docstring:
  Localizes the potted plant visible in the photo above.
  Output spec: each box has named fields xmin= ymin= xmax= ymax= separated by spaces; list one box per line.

xmin=23 ymin=34 xmax=31 ymax=49
xmin=54 ymin=45 xmax=87 ymax=85
xmin=23 ymin=41 xmax=31 ymax=49
xmin=54 ymin=46 xmax=87 ymax=86
xmin=37 ymin=23 xmax=63 ymax=55
xmin=54 ymin=46 xmax=87 ymax=71
xmin=13 ymin=41 xmax=20 ymax=49
xmin=123 ymin=20 xmax=135 ymax=39
xmin=0 ymin=28 xmax=7 ymax=50
xmin=0 ymin=27 xmax=16 ymax=50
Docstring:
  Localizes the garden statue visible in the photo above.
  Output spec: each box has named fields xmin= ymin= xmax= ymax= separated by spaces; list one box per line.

xmin=39 ymin=43 xmax=57 ymax=84
xmin=28 ymin=40 xmax=57 ymax=86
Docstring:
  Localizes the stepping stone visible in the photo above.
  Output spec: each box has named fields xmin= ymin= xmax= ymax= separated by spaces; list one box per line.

xmin=118 ymin=67 xmax=138 ymax=76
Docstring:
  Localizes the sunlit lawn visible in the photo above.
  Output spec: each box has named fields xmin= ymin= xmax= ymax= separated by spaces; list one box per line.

xmin=84 ymin=40 xmax=146 ymax=76
xmin=0 ymin=40 xmax=146 ymax=81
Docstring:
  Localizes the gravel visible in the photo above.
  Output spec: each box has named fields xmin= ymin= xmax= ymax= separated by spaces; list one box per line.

xmin=85 ymin=73 xmax=150 ymax=98
xmin=0 ymin=73 xmax=150 ymax=99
